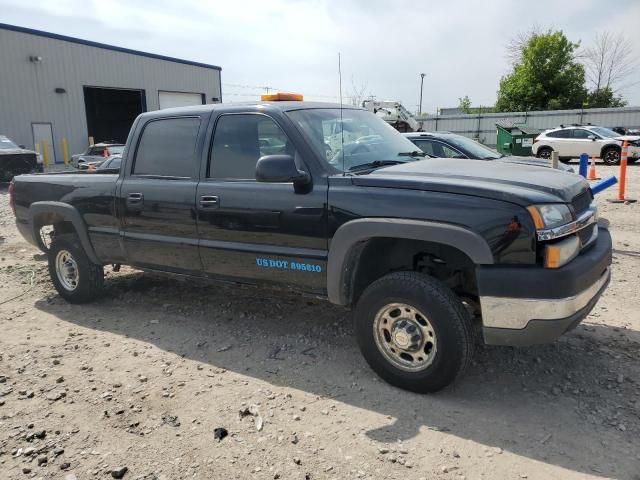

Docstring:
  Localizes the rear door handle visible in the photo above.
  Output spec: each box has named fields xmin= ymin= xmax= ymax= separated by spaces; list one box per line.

xmin=200 ymin=195 xmax=219 ymax=208
xmin=127 ymin=192 xmax=143 ymax=204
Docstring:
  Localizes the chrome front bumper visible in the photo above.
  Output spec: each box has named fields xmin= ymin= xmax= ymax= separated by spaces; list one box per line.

xmin=481 ymin=266 xmax=610 ymax=330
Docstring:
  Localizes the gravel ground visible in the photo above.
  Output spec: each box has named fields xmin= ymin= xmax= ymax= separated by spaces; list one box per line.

xmin=0 ymin=163 xmax=639 ymax=480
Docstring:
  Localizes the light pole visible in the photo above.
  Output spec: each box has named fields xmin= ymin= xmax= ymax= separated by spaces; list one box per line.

xmin=419 ymin=73 xmax=426 ymax=115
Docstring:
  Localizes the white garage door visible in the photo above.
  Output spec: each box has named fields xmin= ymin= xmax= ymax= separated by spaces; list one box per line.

xmin=158 ymin=91 xmax=204 ymax=110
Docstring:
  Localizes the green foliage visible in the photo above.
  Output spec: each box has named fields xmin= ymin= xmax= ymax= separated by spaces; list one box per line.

xmin=584 ymin=87 xmax=628 ymax=108
xmin=496 ymin=30 xmax=587 ymax=112
xmin=458 ymin=95 xmax=472 ymax=113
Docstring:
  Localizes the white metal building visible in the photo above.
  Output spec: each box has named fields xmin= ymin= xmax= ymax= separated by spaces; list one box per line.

xmin=0 ymin=23 xmax=222 ymax=164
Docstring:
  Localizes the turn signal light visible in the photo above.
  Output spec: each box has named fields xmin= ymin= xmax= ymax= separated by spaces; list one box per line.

xmin=544 ymin=236 xmax=580 ymax=268
xmin=526 ymin=206 xmax=545 ymax=229
xmin=261 ymin=92 xmax=304 ymax=101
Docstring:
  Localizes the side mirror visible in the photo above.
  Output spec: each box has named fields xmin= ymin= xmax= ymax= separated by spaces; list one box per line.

xmin=587 ymin=135 xmax=596 ymax=141
xmin=19 ymin=144 xmax=25 ymax=149
xmin=256 ymin=155 xmax=310 ymax=186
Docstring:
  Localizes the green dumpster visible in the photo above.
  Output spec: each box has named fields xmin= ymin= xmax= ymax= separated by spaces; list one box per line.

xmin=496 ymin=122 xmax=538 ymax=156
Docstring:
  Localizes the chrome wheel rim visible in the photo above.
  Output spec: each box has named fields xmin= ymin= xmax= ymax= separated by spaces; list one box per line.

xmin=539 ymin=149 xmax=551 ymax=159
xmin=373 ymin=303 xmax=437 ymax=372
xmin=55 ymin=249 xmax=79 ymax=291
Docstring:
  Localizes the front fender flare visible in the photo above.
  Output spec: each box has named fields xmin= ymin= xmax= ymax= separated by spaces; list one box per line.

xmin=327 ymin=218 xmax=494 ymax=306
xmin=29 ymin=202 xmax=101 ymax=264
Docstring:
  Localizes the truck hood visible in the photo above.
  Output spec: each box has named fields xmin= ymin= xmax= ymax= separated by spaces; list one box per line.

xmin=351 ymin=158 xmax=589 ymax=206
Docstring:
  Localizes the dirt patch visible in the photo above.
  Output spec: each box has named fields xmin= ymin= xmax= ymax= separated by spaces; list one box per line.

xmin=0 ymin=166 xmax=639 ymax=480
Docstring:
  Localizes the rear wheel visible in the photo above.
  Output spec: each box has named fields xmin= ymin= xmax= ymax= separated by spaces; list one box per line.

xmin=48 ymin=234 xmax=103 ymax=303
xmin=536 ymin=147 xmax=553 ymax=160
xmin=354 ymin=272 xmax=474 ymax=393
xmin=602 ymin=147 xmax=621 ymax=165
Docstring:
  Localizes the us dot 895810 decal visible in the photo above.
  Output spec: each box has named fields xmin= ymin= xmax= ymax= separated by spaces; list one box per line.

xmin=256 ymin=258 xmax=322 ymax=272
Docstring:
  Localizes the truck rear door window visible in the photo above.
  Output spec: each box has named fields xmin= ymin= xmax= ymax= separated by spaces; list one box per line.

xmin=209 ymin=114 xmax=292 ymax=179
xmin=133 ymin=117 xmax=201 ymax=177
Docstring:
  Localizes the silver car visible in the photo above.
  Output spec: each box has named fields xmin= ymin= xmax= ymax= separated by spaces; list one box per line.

xmin=71 ymin=143 xmax=125 ymax=168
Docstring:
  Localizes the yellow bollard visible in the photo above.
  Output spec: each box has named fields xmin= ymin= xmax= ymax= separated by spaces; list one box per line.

xmin=42 ymin=141 xmax=49 ymax=168
xmin=88 ymin=136 xmax=94 ymax=146
xmin=62 ymin=138 xmax=69 ymax=167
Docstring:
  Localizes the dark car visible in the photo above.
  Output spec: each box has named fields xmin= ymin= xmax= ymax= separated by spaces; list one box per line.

xmin=11 ymin=100 xmax=610 ymax=393
xmin=405 ymin=132 xmax=574 ymax=172
xmin=83 ymin=154 xmax=122 ymax=172
xmin=0 ymin=135 xmax=42 ymax=181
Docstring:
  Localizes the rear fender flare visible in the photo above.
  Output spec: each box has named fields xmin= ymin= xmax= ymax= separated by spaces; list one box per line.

xmin=28 ymin=202 xmax=101 ymax=264
xmin=327 ymin=218 xmax=494 ymax=305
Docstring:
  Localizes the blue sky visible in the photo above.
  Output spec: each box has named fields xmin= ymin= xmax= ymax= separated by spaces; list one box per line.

xmin=1 ymin=0 xmax=638 ymax=113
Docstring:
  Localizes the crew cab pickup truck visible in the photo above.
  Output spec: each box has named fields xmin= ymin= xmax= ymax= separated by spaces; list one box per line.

xmin=10 ymin=98 xmax=612 ymax=393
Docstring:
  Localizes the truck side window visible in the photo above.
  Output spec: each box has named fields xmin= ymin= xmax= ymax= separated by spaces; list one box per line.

xmin=133 ymin=117 xmax=201 ymax=177
xmin=210 ymin=114 xmax=293 ymax=180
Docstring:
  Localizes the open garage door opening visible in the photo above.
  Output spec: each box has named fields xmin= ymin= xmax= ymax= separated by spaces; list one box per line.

xmin=84 ymin=87 xmax=146 ymax=144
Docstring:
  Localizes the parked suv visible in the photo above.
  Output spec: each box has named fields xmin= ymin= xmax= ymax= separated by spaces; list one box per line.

xmin=72 ymin=142 xmax=125 ymax=168
xmin=532 ymin=125 xmax=640 ymax=165
xmin=11 ymin=100 xmax=611 ymax=393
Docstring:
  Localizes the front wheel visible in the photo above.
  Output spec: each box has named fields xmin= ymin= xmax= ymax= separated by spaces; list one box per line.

xmin=48 ymin=234 xmax=104 ymax=303
xmin=354 ymin=272 xmax=474 ymax=393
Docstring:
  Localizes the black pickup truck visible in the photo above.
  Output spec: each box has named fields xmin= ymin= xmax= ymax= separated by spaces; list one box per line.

xmin=10 ymin=100 xmax=612 ymax=392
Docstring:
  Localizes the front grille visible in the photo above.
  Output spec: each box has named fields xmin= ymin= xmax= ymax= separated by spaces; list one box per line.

xmin=571 ymin=190 xmax=592 ymax=216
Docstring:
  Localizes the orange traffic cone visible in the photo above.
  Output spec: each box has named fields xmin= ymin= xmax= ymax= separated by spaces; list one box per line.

xmin=587 ymin=156 xmax=600 ymax=180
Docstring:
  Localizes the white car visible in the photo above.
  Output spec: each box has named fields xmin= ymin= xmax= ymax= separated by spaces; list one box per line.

xmin=532 ymin=125 xmax=640 ymax=165
xmin=71 ymin=143 xmax=125 ymax=168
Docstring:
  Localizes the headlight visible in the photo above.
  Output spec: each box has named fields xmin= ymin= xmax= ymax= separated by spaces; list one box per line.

xmin=526 ymin=204 xmax=573 ymax=229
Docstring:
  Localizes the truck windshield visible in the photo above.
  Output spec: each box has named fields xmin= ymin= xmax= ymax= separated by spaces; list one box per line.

xmin=287 ymin=108 xmax=424 ymax=172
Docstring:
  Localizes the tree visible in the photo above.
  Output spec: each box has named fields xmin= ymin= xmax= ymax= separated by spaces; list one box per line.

xmin=505 ymin=24 xmax=544 ymax=65
xmin=584 ymin=87 xmax=627 ymax=108
xmin=496 ymin=30 xmax=587 ymax=112
xmin=348 ymin=78 xmax=368 ymax=107
xmin=457 ymin=95 xmax=472 ymax=113
xmin=583 ymin=32 xmax=636 ymax=93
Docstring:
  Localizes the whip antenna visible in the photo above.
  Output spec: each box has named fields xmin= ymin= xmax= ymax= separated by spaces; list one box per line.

xmin=338 ymin=52 xmax=345 ymax=176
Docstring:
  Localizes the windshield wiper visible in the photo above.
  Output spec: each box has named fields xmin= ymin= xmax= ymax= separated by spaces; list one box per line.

xmin=397 ymin=150 xmax=426 ymax=157
xmin=348 ymin=160 xmax=408 ymax=173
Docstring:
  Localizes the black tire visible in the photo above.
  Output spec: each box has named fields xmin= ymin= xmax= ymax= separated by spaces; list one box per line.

xmin=48 ymin=233 xmax=104 ymax=303
xmin=536 ymin=147 xmax=553 ymax=160
xmin=354 ymin=272 xmax=474 ymax=393
xmin=602 ymin=147 xmax=621 ymax=165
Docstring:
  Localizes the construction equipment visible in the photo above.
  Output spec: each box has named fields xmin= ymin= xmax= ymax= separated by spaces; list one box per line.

xmin=362 ymin=100 xmax=423 ymax=132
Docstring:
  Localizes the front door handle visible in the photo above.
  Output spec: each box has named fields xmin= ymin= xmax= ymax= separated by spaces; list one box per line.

xmin=127 ymin=192 xmax=143 ymax=204
xmin=200 ymin=195 xmax=219 ymax=208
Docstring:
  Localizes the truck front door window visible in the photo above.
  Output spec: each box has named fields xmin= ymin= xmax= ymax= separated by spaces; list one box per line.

xmin=210 ymin=115 xmax=293 ymax=180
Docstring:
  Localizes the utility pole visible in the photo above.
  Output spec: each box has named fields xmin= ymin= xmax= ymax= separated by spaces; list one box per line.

xmin=419 ymin=73 xmax=426 ymax=115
